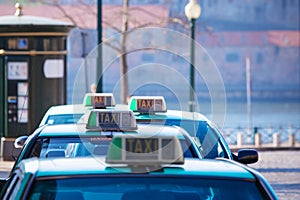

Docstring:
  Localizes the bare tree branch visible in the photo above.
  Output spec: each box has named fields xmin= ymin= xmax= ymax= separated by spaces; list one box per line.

xmin=39 ymin=0 xmax=203 ymax=103
xmin=78 ymin=0 xmax=97 ymax=16
xmin=129 ymin=6 xmax=166 ymax=21
xmin=102 ymin=20 xmax=122 ymax=32
xmin=41 ymin=0 xmax=78 ymax=26
xmin=102 ymin=37 xmax=121 ymax=53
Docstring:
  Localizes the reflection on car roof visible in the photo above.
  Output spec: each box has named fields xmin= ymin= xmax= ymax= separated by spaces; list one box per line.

xmin=19 ymin=157 xmax=255 ymax=180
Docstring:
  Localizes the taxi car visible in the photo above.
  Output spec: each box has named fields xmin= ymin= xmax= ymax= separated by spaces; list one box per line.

xmin=38 ymin=93 xmax=116 ymax=127
xmin=0 ymin=110 xmax=202 ymax=189
xmin=128 ymin=96 xmax=258 ymax=164
xmin=14 ymin=93 xmax=120 ymax=150
xmin=0 ymin=135 xmax=278 ymax=200
xmin=38 ymin=104 xmax=87 ymax=126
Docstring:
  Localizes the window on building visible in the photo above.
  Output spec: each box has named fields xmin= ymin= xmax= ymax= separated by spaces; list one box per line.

xmin=256 ymin=53 xmax=264 ymax=64
xmin=274 ymin=46 xmax=280 ymax=56
xmin=141 ymin=53 xmax=154 ymax=62
xmin=226 ymin=53 xmax=240 ymax=63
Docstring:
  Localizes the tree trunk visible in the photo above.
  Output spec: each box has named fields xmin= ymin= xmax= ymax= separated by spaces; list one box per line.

xmin=120 ymin=0 xmax=129 ymax=104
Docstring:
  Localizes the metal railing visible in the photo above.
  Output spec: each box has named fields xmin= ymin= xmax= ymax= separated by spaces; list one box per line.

xmin=222 ymin=126 xmax=300 ymax=147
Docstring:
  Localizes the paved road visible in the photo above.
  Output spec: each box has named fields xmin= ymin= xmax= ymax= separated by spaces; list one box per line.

xmin=249 ymin=150 xmax=300 ymax=200
xmin=1 ymin=150 xmax=299 ymax=199
xmin=0 ymin=161 xmax=13 ymax=179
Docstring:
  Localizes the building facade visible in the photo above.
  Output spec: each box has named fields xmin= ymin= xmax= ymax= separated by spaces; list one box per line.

xmin=0 ymin=0 xmax=299 ymax=104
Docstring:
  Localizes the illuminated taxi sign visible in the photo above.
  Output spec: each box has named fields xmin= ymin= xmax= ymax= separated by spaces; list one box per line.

xmin=106 ymin=135 xmax=184 ymax=165
xmin=86 ymin=110 xmax=137 ymax=131
xmin=129 ymin=96 xmax=167 ymax=113
xmin=83 ymin=93 xmax=115 ymax=108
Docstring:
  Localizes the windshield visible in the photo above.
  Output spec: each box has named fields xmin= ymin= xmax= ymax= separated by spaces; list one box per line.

xmin=28 ymin=176 xmax=267 ymax=200
xmin=27 ymin=137 xmax=112 ymax=158
xmin=45 ymin=114 xmax=84 ymax=125
xmin=26 ymin=136 xmax=198 ymax=159
xmin=136 ymin=119 xmax=228 ymax=159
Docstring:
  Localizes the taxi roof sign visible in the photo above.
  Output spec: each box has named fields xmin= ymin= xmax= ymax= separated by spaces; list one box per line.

xmin=106 ymin=135 xmax=184 ymax=165
xmin=83 ymin=93 xmax=115 ymax=108
xmin=86 ymin=110 xmax=137 ymax=131
xmin=129 ymin=96 xmax=167 ymax=113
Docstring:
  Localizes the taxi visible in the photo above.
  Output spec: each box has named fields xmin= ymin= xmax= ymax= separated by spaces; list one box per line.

xmin=128 ymin=96 xmax=258 ymax=164
xmin=0 ymin=110 xmax=201 ymax=189
xmin=38 ymin=103 xmax=87 ymax=126
xmin=38 ymin=93 xmax=116 ymax=127
xmin=0 ymin=135 xmax=278 ymax=200
xmin=14 ymin=93 xmax=120 ymax=151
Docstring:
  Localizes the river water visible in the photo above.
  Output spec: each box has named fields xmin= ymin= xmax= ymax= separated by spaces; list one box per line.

xmin=205 ymin=101 xmax=299 ymax=129
xmin=165 ymin=100 xmax=300 ymax=144
xmin=167 ymin=100 xmax=300 ymax=129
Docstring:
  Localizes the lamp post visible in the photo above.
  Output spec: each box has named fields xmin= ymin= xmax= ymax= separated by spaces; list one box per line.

xmin=185 ymin=0 xmax=201 ymax=112
xmin=97 ymin=0 xmax=103 ymax=93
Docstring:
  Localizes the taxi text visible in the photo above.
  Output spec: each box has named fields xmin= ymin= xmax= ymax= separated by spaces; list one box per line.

xmin=126 ymin=138 xmax=158 ymax=153
xmin=98 ymin=113 xmax=120 ymax=124
xmin=137 ymin=99 xmax=162 ymax=111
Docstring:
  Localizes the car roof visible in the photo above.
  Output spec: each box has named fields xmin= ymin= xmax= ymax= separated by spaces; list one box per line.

xmin=135 ymin=124 xmax=189 ymax=137
xmin=167 ymin=110 xmax=209 ymax=121
xmin=134 ymin=109 xmax=210 ymax=122
xmin=43 ymin=104 xmax=89 ymax=115
xmin=37 ymin=123 xmax=189 ymax=138
xmin=45 ymin=103 xmax=129 ymax=115
xmin=17 ymin=157 xmax=255 ymax=180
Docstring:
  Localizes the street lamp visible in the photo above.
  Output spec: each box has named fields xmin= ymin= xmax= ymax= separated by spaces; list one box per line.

xmin=97 ymin=0 xmax=103 ymax=93
xmin=185 ymin=0 xmax=201 ymax=112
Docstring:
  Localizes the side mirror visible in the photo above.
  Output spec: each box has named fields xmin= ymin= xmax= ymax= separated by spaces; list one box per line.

xmin=236 ymin=149 xmax=259 ymax=164
xmin=14 ymin=136 xmax=28 ymax=149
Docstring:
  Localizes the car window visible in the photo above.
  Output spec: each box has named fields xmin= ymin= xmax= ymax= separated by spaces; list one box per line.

xmin=165 ymin=120 xmax=227 ymax=159
xmin=179 ymin=139 xmax=197 ymax=158
xmin=27 ymin=177 xmax=267 ymax=200
xmin=25 ymin=136 xmax=198 ymax=159
xmin=137 ymin=119 xmax=227 ymax=159
xmin=45 ymin=114 xmax=83 ymax=125
xmin=2 ymin=172 xmax=22 ymax=200
xmin=196 ymin=125 xmax=225 ymax=159
xmin=27 ymin=137 xmax=112 ymax=159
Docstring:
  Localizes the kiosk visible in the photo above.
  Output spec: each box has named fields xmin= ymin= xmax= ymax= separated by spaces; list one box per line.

xmin=0 ymin=4 xmax=73 ymax=160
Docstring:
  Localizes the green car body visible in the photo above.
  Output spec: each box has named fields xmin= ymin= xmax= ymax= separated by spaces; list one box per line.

xmin=9 ymin=122 xmax=202 ymax=176
xmin=132 ymin=109 xmax=258 ymax=164
xmin=1 ymin=157 xmax=278 ymax=200
xmin=127 ymin=96 xmax=258 ymax=164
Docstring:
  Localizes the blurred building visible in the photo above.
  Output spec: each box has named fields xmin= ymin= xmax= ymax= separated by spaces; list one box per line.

xmin=0 ymin=0 xmax=299 ymax=103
